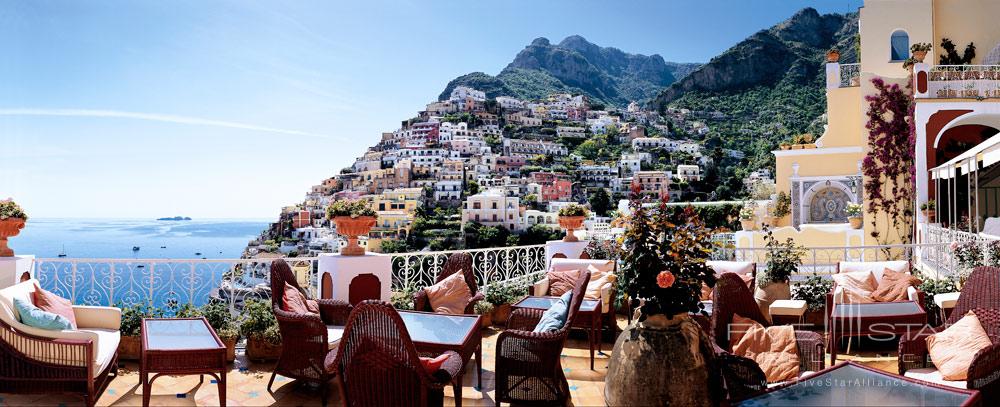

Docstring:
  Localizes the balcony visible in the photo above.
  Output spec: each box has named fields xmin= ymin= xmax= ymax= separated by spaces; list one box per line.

xmin=915 ymin=64 xmax=1000 ymax=99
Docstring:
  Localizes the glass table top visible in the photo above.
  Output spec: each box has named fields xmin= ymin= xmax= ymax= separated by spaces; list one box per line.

xmin=515 ymin=296 xmax=599 ymax=312
xmin=144 ymin=319 xmax=222 ymax=351
xmin=399 ymin=312 xmax=478 ymax=346
xmin=831 ymin=301 xmax=923 ymax=318
xmin=738 ymin=363 xmax=975 ymax=406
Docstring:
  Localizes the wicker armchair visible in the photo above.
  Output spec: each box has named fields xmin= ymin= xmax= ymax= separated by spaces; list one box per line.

xmin=331 ymin=300 xmax=463 ymax=407
xmin=495 ymin=270 xmax=590 ymax=406
xmin=898 ymin=266 xmax=1000 ymax=399
xmin=268 ymin=259 xmax=352 ymax=395
xmin=0 ymin=280 xmax=121 ymax=407
xmin=413 ymin=253 xmax=484 ymax=314
xmin=710 ymin=273 xmax=825 ymax=380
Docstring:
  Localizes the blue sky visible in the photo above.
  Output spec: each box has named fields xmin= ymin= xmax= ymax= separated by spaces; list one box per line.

xmin=0 ymin=0 xmax=863 ymax=219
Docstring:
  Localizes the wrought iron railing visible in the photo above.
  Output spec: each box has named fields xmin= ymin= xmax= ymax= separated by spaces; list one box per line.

xmin=389 ymin=244 xmax=547 ymax=290
xmin=728 ymin=242 xmax=957 ymax=280
xmin=926 ymin=65 xmax=1000 ymax=98
xmin=839 ymin=63 xmax=860 ymax=88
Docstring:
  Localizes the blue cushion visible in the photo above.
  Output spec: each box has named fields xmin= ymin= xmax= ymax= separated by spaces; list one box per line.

xmin=534 ymin=291 xmax=572 ymax=333
xmin=13 ymin=297 xmax=74 ymax=331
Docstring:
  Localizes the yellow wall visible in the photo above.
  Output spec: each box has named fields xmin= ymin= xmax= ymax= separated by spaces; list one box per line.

xmin=860 ymin=0 xmax=933 ymax=78
xmin=818 ymin=87 xmax=863 ymax=147
xmin=933 ymin=0 xmax=1000 ymax=65
xmin=774 ymin=152 xmax=863 ymax=194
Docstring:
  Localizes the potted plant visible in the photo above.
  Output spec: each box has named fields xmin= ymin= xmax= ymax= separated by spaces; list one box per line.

xmin=911 ymin=42 xmax=932 ymax=63
xmin=0 ymin=198 xmax=27 ymax=257
xmin=791 ymin=273 xmax=833 ymax=329
xmin=389 ymin=283 xmax=418 ymax=311
xmin=772 ymin=192 xmax=791 ymax=223
xmin=919 ymin=274 xmax=959 ymax=326
xmin=117 ymin=303 xmax=162 ymax=360
xmin=826 ymin=48 xmax=840 ymax=63
xmin=605 ymin=190 xmax=720 ymax=406
xmin=754 ymin=227 xmax=805 ymax=322
xmin=473 ymin=301 xmax=494 ymax=329
xmin=484 ymin=280 xmax=526 ymax=326
xmin=845 ymin=202 xmax=863 ymax=229
xmin=327 ymin=199 xmax=377 ymax=256
xmin=557 ymin=204 xmax=589 ymax=242
xmin=739 ymin=201 xmax=757 ymax=231
xmin=921 ymin=200 xmax=936 ymax=222
xmin=953 ymin=241 xmax=983 ymax=286
xmin=240 ymin=299 xmax=282 ymax=361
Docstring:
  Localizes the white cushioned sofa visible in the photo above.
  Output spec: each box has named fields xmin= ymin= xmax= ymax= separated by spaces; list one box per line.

xmin=0 ymin=279 xmax=122 ymax=406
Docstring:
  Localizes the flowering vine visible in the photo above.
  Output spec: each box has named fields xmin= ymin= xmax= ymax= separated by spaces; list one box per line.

xmin=862 ymin=77 xmax=915 ymax=245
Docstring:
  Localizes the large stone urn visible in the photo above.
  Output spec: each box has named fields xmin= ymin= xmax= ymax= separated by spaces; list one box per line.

xmin=605 ymin=313 xmax=717 ymax=406
xmin=557 ymin=216 xmax=585 ymax=242
xmin=0 ymin=218 xmax=26 ymax=257
xmin=333 ymin=216 xmax=376 ymax=256
xmin=755 ymin=280 xmax=791 ymax=323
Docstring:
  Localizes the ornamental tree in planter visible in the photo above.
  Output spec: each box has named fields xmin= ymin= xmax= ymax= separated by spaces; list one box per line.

xmin=557 ymin=204 xmax=589 ymax=242
xmin=240 ymin=299 xmax=282 ymax=361
xmin=117 ymin=303 xmax=163 ymax=360
xmin=755 ymin=226 xmax=806 ymax=322
xmin=0 ymin=198 xmax=27 ymax=257
xmin=327 ymin=199 xmax=377 ymax=256
xmin=605 ymin=186 xmax=720 ymax=406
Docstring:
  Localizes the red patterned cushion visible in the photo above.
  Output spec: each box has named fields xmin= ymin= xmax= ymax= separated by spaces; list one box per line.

xmin=419 ymin=353 xmax=450 ymax=374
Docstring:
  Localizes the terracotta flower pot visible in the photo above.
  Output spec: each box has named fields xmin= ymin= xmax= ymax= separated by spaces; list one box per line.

xmin=246 ymin=337 xmax=282 ymax=362
xmin=492 ymin=303 xmax=512 ymax=326
xmin=222 ymin=336 xmax=238 ymax=362
xmin=478 ymin=312 xmax=493 ymax=329
xmin=118 ymin=335 xmax=142 ymax=360
xmin=0 ymin=218 xmax=26 ymax=257
xmin=826 ymin=50 xmax=840 ymax=63
xmin=605 ymin=313 xmax=717 ymax=406
xmin=558 ymin=216 xmax=585 ymax=242
xmin=333 ymin=216 xmax=376 ymax=256
xmin=754 ymin=281 xmax=791 ymax=323
xmin=740 ymin=219 xmax=756 ymax=231
xmin=849 ymin=216 xmax=863 ymax=229
xmin=912 ymin=50 xmax=927 ymax=63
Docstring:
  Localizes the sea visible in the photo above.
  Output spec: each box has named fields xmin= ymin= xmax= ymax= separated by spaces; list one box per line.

xmin=14 ymin=218 xmax=269 ymax=259
xmin=13 ymin=218 xmax=272 ymax=310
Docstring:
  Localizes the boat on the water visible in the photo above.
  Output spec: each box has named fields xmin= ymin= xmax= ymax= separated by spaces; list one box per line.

xmin=132 ymin=246 xmax=140 ymax=251
xmin=58 ymin=245 xmax=67 ymax=257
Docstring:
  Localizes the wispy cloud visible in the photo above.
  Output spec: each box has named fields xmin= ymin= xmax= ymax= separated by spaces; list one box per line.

xmin=0 ymin=108 xmax=344 ymax=140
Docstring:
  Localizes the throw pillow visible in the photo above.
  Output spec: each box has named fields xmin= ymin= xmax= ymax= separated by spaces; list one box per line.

xmin=927 ymin=311 xmax=994 ymax=380
xmin=728 ymin=313 xmax=762 ymax=349
xmin=424 ymin=271 xmax=473 ymax=314
xmin=831 ymin=271 xmax=878 ymax=303
xmin=547 ymin=269 xmax=582 ymax=296
xmin=32 ymin=284 xmax=77 ymax=329
xmin=14 ymin=297 xmax=74 ymax=331
xmin=282 ymin=284 xmax=314 ymax=314
xmin=871 ymin=268 xmax=921 ymax=302
xmin=305 ymin=299 xmax=320 ymax=314
xmin=534 ymin=291 xmax=572 ymax=333
xmin=419 ymin=353 xmax=451 ymax=374
xmin=731 ymin=317 xmax=801 ymax=383
xmin=584 ymin=265 xmax=614 ymax=300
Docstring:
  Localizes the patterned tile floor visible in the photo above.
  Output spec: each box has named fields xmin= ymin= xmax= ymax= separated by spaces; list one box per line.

xmin=2 ymin=318 xmax=903 ymax=406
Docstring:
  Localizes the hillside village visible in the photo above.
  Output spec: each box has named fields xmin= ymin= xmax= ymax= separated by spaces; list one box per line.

xmin=245 ymin=86 xmax=766 ymax=257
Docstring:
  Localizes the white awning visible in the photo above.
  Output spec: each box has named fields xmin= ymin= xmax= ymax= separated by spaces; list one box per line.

xmin=930 ymin=132 xmax=1000 ymax=180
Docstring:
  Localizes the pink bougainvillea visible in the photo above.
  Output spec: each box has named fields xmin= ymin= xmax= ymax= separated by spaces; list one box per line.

xmin=862 ymin=77 xmax=915 ymax=245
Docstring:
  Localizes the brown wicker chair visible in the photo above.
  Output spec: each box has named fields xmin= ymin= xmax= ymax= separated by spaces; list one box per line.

xmin=710 ymin=273 xmax=824 ymax=391
xmin=898 ymin=266 xmax=1000 ymax=399
xmin=330 ymin=300 xmax=463 ymax=407
xmin=495 ymin=270 xmax=590 ymax=406
xmin=268 ymin=259 xmax=352 ymax=396
xmin=413 ymin=253 xmax=484 ymax=314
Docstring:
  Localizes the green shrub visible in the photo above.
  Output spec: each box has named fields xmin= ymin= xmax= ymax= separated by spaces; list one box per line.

xmin=327 ymin=199 xmax=376 ymax=218
xmin=119 ymin=303 xmax=163 ymax=337
xmin=791 ymin=273 xmax=833 ymax=312
xmin=239 ymin=299 xmax=280 ymax=345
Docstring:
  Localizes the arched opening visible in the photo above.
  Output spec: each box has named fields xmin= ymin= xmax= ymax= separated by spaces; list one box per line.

xmin=801 ymin=180 xmax=858 ymax=224
xmin=890 ymin=30 xmax=910 ymax=62
xmin=935 ymin=124 xmax=1000 ymax=228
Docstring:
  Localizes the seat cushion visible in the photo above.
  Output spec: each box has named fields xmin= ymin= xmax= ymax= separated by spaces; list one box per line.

xmin=78 ymin=328 xmax=120 ymax=376
xmin=550 ymin=258 xmax=614 ymax=275
xmin=33 ymin=284 xmax=78 ymax=328
xmin=424 ymin=272 xmax=472 ymax=314
xmin=904 ymin=367 xmax=967 ymax=388
xmin=534 ymin=291 xmax=572 ymax=333
xmin=326 ymin=325 xmax=345 ymax=351
xmin=927 ymin=311 xmax=994 ymax=380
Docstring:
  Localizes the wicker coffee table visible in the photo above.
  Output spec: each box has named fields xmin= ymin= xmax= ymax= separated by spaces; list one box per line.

xmin=513 ymin=296 xmax=602 ymax=369
xmin=141 ymin=317 xmax=227 ymax=407
xmin=399 ymin=311 xmax=482 ymax=407
xmin=736 ymin=361 xmax=980 ymax=406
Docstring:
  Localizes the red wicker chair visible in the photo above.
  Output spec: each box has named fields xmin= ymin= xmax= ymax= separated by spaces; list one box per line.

xmin=710 ymin=273 xmax=825 ymax=387
xmin=268 ymin=259 xmax=352 ymax=396
xmin=898 ymin=266 xmax=1000 ymax=399
xmin=413 ymin=253 xmax=484 ymax=314
xmin=330 ymin=300 xmax=463 ymax=407
xmin=495 ymin=270 xmax=590 ymax=406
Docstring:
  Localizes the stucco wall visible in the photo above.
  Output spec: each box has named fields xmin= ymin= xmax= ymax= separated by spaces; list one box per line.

xmin=933 ymin=0 xmax=1000 ymax=64
xmin=818 ymin=87 xmax=864 ymax=148
xmin=860 ymin=0 xmax=933 ymax=78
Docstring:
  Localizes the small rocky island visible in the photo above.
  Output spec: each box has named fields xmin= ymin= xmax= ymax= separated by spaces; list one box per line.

xmin=157 ymin=216 xmax=192 ymax=221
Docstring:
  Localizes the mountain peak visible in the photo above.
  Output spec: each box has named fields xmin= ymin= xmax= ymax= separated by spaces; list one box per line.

xmin=530 ymin=37 xmax=551 ymax=47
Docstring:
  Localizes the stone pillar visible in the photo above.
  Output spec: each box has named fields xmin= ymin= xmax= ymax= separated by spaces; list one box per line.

xmin=317 ymin=253 xmax=392 ymax=304
xmin=544 ymin=240 xmax=589 ymax=270
xmin=0 ymin=255 xmax=34 ymax=289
